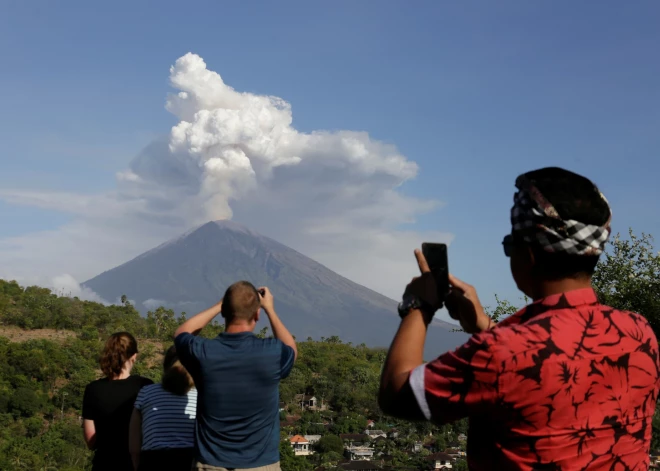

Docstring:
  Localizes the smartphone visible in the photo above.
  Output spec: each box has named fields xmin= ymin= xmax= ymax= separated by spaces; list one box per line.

xmin=421 ymin=243 xmax=449 ymax=303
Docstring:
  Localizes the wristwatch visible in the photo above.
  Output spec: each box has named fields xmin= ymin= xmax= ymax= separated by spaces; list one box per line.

xmin=398 ymin=295 xmax=432 ymax=319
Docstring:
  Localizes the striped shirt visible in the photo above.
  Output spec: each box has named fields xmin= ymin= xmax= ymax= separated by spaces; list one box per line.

xmin=134 ymin=383 xmax=197 ymax=450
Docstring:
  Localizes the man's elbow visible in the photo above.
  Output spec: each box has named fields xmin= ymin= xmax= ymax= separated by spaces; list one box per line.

xmin=379 ymin=382 xmax=425 ymax=421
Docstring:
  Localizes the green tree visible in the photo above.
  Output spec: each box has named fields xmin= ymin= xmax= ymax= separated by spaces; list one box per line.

xmin=454 ymin=459 xmax=469 ymax=471
xmin=315 ymin=434 xmax=343 ymax=455
xmin=9 ymin=388 xmax=43 ymax=418
xmin=592 ymin=230 xmax=660 ymax=336
xmin=434 ymin=434 xmax=447 ymax=452
xmin=146 ymin=307 xmax=179 ymax=340
xmin=256 ymin=326 xmax=269 ymax=339
xmin=24 ymin=417 xmax=42 ymax=438
xmin=452 ymin=294 xmax=522 ymax=333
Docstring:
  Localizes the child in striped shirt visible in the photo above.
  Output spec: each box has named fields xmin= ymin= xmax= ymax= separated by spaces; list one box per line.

xmin=129 ymin=346 xmax=197 ymax=471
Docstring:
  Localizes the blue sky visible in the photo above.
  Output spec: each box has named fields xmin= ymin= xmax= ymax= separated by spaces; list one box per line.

xmin=1 ymin=1 xmax=659 ymax=312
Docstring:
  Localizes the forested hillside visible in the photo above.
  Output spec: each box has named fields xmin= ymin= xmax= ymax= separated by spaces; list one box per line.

xmin=0 ymin=279 xmax=466 ymax=471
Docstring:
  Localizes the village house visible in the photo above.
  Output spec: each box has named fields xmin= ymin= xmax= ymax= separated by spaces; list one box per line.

xmin=387 ymin=429 xmax=399 ymax=439
xmin=457 ymin=433 xmax=467 ymax=442
xmin=295 ymin=394 xmax=328 ymax=411
xmin=445 ymin=448 xmax=466 ymax=459
xmin=345 ymin=445 xmax=375 ymax=461
xmin=340 ymin=433 xmax=370 ymax=447
xmin=295 ymin=394 xmax=317 ymax=409
xmin=290 ymin=435 xmax=312 ymax=456
xmin=651 ymin=455 xmax=660 ymax=469
xmin=412 ymin=441 xmax=423 ymax=453
xmin=426 ymin=452 xmax=454 ymax=469
xmin=366 ymin=420 xmax=375 ymax=428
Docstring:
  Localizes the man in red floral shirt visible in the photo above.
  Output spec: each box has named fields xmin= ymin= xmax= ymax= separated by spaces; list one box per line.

xmin=379 ymin=167 xmax=660 ymax=470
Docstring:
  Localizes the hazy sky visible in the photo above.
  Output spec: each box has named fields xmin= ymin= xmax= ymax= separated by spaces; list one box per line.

xmin=1 ymin=1 xmax=659 ymax=317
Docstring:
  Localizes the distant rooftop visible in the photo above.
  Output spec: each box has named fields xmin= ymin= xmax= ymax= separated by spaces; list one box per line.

xmin=290 ymin=435 xmax=309 ymax=443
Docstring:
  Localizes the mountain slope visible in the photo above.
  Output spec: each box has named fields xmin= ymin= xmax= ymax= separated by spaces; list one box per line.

xmin=84 ymin=221 xmax=468 ymax=357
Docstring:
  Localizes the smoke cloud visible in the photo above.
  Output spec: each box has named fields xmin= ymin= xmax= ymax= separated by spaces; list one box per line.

xmin=51 ymin=274 xmax=109 ymax=304
xmin=0 ymin=53 xmax=450 ymax=300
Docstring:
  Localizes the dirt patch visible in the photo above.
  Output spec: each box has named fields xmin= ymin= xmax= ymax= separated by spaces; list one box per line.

xmin=0 ymin=328 xmax=167 ymax=369
xmin=0 ymin=326 xmax=76 ymax=342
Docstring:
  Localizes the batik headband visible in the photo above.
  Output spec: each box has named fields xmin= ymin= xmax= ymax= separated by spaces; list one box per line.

xmin=511 ymin=175 xmax=612 ymax=256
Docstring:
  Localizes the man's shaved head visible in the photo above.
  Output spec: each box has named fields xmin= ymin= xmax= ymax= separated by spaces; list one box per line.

xmin=221 ymin=281 xmax=261 ymax=323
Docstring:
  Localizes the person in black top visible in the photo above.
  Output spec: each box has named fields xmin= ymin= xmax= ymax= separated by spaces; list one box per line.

xmin=83 ymin=332 xmax=153 ymax=471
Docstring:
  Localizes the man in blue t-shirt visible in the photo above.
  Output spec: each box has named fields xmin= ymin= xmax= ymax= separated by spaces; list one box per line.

xmin=175 ymin=281 xmax=297 ymax=471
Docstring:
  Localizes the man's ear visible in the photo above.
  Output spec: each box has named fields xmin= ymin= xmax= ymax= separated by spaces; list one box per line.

xmin=255 ymin=309 xmax=261 ymax=323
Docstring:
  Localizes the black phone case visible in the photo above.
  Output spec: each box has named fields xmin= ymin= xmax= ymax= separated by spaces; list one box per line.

xmin=422 ymin=243 xmax=449 ymax=300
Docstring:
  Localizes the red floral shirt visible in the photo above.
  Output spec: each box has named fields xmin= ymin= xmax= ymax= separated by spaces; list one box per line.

xmin=410 ymin=289 xmax=660 ymax=470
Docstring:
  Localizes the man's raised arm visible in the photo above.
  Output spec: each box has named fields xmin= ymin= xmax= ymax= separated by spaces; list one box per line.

xmin=379 ymin=250 xmax=435 ymax=420
xmin=379 ymin=249 xmax=494 ymax=422
xmin=175 ymin=300 xmax=222 ymax=338
xmin=258 ymin=287 xmax=297 ymax=360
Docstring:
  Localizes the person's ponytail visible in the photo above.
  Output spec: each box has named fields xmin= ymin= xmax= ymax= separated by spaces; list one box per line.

xmin=100 ymin=332 xmax=138 ymax=379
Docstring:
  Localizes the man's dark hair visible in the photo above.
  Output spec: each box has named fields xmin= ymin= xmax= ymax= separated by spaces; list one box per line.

xmin=517 ymin=167 xmax=611 ymax=280
xmin=221 ymin=281 xmax=261 ymax=323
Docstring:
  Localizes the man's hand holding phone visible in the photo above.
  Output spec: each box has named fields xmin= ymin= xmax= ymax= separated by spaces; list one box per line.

xmin=404 ymin=246 xmax=493 ymax=334
xmin=399 ymin=250 xmax=443 ymax=326
xmin=445 ymin=274 xmax=492 ymax=334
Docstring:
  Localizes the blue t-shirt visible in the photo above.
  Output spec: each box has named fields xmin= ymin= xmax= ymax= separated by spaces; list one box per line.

xmin=175 ymin=332 xmax=295 ymax=468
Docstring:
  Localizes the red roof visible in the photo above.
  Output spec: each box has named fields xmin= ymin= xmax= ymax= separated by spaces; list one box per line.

xmin=290 ymin=435 xmax=309 ymax=443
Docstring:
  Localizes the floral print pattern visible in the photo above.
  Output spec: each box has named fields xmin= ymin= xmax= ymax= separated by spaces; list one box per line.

xmin=411 ymin=289 xmax=660 ymax=470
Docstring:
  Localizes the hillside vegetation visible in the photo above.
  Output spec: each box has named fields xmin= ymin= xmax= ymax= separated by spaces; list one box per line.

xmin=0 ymin=279 xmax=458 ymax=471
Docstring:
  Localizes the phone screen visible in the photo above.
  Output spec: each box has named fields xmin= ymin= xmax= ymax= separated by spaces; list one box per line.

xmin=421 ymin=243 xmax=449 ymax=303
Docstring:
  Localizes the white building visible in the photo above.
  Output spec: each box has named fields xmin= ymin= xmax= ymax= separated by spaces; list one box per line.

xmin=345 ymin=445 xmax=375 ymax=461
xmin=427 ymin=452 xmax=453 ymax=469
xmin=290 ymin=435 xmax=312 ymax=456
xmin=294 ymin=394 xmax=328 ymax=411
